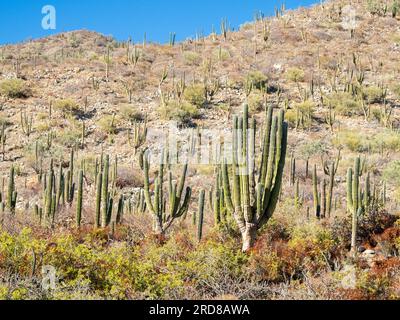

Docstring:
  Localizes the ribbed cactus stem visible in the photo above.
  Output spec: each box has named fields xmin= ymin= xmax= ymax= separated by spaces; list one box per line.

xmin=101 ymin=155 xmax=110 ymax=228
xmin=197 ymin=189 xmax=205 ymax=241
xmin=76 ymin=169 xmax=83 ymax=228
xmin=222 ymin=104 xmax=288 ymax=252
xmin=312 ymin=164 xmax=320 ymax=218
xmin=7 ymin=166 xmax=16 ymax=212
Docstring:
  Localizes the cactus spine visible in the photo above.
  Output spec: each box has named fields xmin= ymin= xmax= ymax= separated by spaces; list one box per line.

xmin=222 ymin=104 xmax=288 ymax=252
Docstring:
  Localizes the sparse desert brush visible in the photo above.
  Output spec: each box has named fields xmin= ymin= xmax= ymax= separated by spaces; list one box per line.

xmin=246 ymin=70 xmax=268 ymax=90
xmin=0 ymin=79 xmax=31 ymax=98
xmin=53 ymin=99 xmax=81 ymax=115
xmin=55 ymin=127 xmax=82 ymax=147
xmin=183 ymin=84 xmax=206 ymax=107
xmin=325 ymin=92 xmax=361 ymax=116
xmin=298 ymin=140 xmax=328 ymax=160
xmin=333 ymin=130 xmax=368 ymax=152
xmin=383 ymin=160 xmax=400 ymax=186
xmin=183 ymin=51 xmax=201 ymax=66
xmin=362 ymin=85 xmax=386 ymax=104
xmin=247 ymin=92 xmax=265 ymax=113
xmin=158 ymin=100 xmax=200 ymax=124
xmin=97 ymin=114 xmax=119 ymax=134
xmin=286 ymin=67 xmax=305 ymax=83
xmin=118 ymin=103 xmax=144 ymax=123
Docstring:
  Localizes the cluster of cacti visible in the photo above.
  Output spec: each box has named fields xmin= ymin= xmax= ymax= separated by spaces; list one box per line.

xmin=133 ymin=189 xmax=146 ymax=214
xmin=221 ymin=104 xmax=288 ymax=252
xmin=209 ymin=167 xmax=229 ymax=227
xmin=169 ymin=33 xmax=176 ymax=47
xmin=142 ymin=148 xmax=192 ymax=235
xmin=347 ymin=157 xmax=362 ymax=253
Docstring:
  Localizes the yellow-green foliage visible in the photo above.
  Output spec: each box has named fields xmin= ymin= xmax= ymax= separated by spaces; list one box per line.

xmin=54 ymin=99 xmax=81 ymax=115
xmin=246 ymin=71 xmax=268 ymax=90
xmin=97 ymin=115 xmax=119 ymax=134
xmin=158 ymin=100 xmax=200 ymax=124
xmin=0 ymin=79 xmax=31 ymax=98
xmin=363 ymin=86 xmax=385 ymax=104
xmin=326 ymin=92 xmax=361 ymax=116
xmin=183 ymin=51 xmax=201 ymax=66
xmin=334 ymin=130 xmax=400 ymax=153
xmin=286 ymin=67 xmax=305 ymax=83
xmin=383 ymin=160 xmax=400 ymax=186
xmin=183 ymin=84 xmax=206 ymax=107
xmin=119 ymin=104 xmax=143 ymax=123
xmin=247 ymin=93 xmax=264 ymax=113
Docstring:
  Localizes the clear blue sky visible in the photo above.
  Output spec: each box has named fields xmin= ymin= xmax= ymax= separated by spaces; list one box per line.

xmin=0 ymin=0 xmax=319 ymax=45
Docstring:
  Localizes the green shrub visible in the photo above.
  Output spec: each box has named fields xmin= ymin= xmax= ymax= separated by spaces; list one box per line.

xmin=247 ymin=93 xmax=264 ymax=113
xmin=158 ymin=101 xmax=200 ymax=124
xmin=298 ymin=140 xmax=328 ymax=159
xmin=363 ymin=86 xmax=385 ymax=104
xmin=119 ymin=104 xmax=144 ymax=123
xmin=183 ymin=84 xmax=206 ymax=107
xmin=97 ymin=114 xmax=119 ymax=134
xmin=183 ymin=51 xmax=201 ymax=66
xmin=383 ymin=161 xmax=400 ymax=186
xmin=286 ymin=67 xmax=305 ymax=83
xmin=54 ymin=99 xmax=81 ymax=115
xmin=0 ymin=79 xmax=31 ymax=98
xmin=246 ymin=71 xmax=268 ymax=90
xmin=326 ymin=92 xmax=361 ymax=116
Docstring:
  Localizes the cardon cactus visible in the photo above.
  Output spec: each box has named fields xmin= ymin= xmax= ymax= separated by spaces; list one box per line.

xmin=222 ymin=104 xmax=288 ymax=252
xmin=347 ymin=156 xmax=361 ymax=253
xmin=142 ymin=148 xmax=192 ymax=235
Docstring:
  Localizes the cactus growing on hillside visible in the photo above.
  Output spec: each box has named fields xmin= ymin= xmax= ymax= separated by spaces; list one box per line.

xmin=76 ymin=169 xmax=83 ymax=228
xmin=222 ymin=104 xmax=288 ymax=252
xmin=6 ymin=166 xmax=17 ymax=213
xmin=197 ymin=189 xmax=205 ymax=241
xmin=347 ymin=157 xmax=361 ymax=253
xmin=312 ymin=164 xmax=321 ymax=218
xmin=142 ymin=149 xmax=192 ymax=235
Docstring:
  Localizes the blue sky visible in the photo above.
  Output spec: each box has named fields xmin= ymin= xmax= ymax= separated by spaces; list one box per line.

xmin=0 ymin=0 xmax=318 ymax=45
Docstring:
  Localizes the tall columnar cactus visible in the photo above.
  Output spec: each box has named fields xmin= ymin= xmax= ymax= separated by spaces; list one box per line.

xmin=95 ymin=171 xmax=103 ymax=228
xmin=142 ymin=148 xmax=192 ymax=235
xmin=1 ymin=123 xmax=6 ymax=161
xmin=327 ymin=162 xmax=335 ymax=218
xmin=197 ymin=189 xmax=205 ymax=241
xmin=312 ymin=164 xmax=320 ymax=218
xmin=320 ymin=178 xmax=327 ymax=218
xmin=347 ymin=157 xmax=361 ymax=253
xmin=294 ymin=178 xmax=300 ymax=209
xmin=7 ymin=166 xmax=17 ymax=213
xmin=289 ymin=154 xmax=296 ymax=186
xmin=222 ymin=104 xmax=288 ymax=252
xmin=76 ymin=169 xmax=83 ymax=228
xmin=101 ymin=155 xmax=110 ymax=228
xmin=20 ymin=110 xmax=33 ymax=137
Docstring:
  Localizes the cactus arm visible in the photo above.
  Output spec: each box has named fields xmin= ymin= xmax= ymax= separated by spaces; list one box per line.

xmin=221 ymin=161 xmax=234 ymax=214
xmin=259 ymin=106 xmax=273 ymax=184
xmin=259 ymin=120 xmax=288 ymax=226
xmin=143 ymin=152 xmax=155 ymax=215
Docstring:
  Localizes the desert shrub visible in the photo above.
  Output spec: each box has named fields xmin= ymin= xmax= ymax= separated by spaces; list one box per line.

xmin=383 ymin=160 xmax=400 ymax=185
xmin=158 ymin=101 xmax=200 ymax=124
xmin=298 ymin=140 xmax=328 ymax=159
xmin=247 ymin=93 xmax=264 ymax=113
xmin=183 ymin=84 xmax=206 ymax=107
xmin=213 ymin=48 xmax=231 ymax=61
xmin=0 ymin=79 xmax=31 ymax=98
xmin=55 ymin=127 xmax=82 ymax=147
xmin=53 ymin=99 xmax=81 ymax=115
xmin=183 ymin=51 xmax=201 ymax=66
xmin=326 ymin=92 xmax=361 ymax=116
xmin=246 ymin=71 xmax=268 ymax=90
xmin=333 ymin=131 xmax=368 ymax=152
xmin=119 ymin=104 xmax=144 ymax=123
xmin=285 ymin=109 xmax=297 ymax=127
xmin=97 ymin=114 xmax=119 ymax=134
xmin=363 ymin=86 xmax=385 ymax=104
xmin=372 ymin=131 xmax=400 ymax=153
xmin=286 ymin=67 xmax=305 ymax=83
